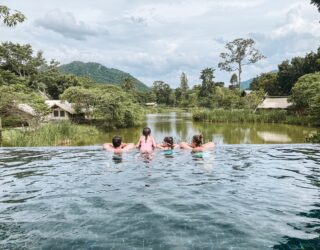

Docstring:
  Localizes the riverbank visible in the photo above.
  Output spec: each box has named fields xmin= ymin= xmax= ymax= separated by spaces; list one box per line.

xmin=192 ymin=109 xmax=314 ymax=126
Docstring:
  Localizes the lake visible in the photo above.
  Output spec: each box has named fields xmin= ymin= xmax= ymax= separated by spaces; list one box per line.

xmin=95 ymin=112 xmax=318 ymax=145
xmin=0 ymin=113 xmax=319 ymax=249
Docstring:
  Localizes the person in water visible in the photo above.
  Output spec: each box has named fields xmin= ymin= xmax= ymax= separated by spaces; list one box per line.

xmin=157 ymin=136 xmax=179 ymax=150
xmin=136 ymin=127 xmax=156 ymax=153
xmin=103 ymin=136 xmax=135 ymax=154
xmin=180 ymin=134 xmax=214 ymax=152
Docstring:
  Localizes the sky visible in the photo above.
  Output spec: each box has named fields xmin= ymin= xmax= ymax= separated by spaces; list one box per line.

xmin=1 ymin=0 xmax=319 ymax=87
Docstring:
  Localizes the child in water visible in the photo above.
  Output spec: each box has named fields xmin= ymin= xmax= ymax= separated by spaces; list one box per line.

xmin=103 ymin=136 xmax=135 ymax=154
xmin=157 ymin=136 xmax=179 ymax=150
xmin=180 ymin=134 xmax=214 ymax=152
xmin=136 ymin=127 xmax=156 ymax=153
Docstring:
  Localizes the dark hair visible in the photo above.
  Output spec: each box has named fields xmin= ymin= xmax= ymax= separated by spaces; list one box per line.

xmin=112 ymin=136 xmax=122 ymax=148
xmin=143 ymin=127 xmax=151 ymax=142
xmin=192 ymin=134 xmax=203 ymax=147
xmin=164 ymin=136 xmax=174 ymax=149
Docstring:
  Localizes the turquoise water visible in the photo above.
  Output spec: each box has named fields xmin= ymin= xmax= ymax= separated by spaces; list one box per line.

xmin=0 ymin=145 xmax=319 ymax=249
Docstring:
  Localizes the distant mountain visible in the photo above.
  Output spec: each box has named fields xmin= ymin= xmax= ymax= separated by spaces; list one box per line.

xmin=59 ymin=61 xmax=149 ymax=91
xmin=240 ymin=78 xmax=253 ymax=90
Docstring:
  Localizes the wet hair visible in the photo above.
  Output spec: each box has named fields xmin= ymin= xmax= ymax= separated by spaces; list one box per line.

xmin=164 ymin=136 xmax=174 ymax=149
xmin=142 ymin=127 xmax=151 ymax=142
xmin=192 ymin=134 xmax=203 ymax=147
xmin=112 ymin=136 xmax=122 ymax=148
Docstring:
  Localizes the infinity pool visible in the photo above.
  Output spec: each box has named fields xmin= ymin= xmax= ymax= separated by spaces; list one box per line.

xmin=0 ymin=145 xmax=319 ymax=249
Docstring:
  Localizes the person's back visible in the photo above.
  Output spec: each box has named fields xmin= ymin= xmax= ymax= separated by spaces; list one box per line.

xmin=180 ymin=134 xmax=214 ymax=152
xmin=103 ymin=136 xmax=134 ymax=153
xmin=137 ymin=127 xmax=156 ymax=153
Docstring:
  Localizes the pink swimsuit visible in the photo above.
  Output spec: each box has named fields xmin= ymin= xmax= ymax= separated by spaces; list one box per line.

xmin=138 ymin=136 xmax=156 ymax=152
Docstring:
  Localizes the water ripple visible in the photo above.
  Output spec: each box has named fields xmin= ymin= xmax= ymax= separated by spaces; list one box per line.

xmin=0 ymin=145 xmax=319 ymax=249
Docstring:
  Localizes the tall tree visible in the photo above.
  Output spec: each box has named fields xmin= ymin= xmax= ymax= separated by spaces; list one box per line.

xmin=0 ymin=5 xmax=25 ymax=27
xmin=218 ymin=38 xmax=265 ymax=89
xmin=311 ymin=0 xmax=320 ymax=12
xmin=229 ymin=73 xmax=238 ymax=89
xmin=180 ymin=72 xmax=189 ymax=92
xmin=199 ymin=68 xmax=215 ymax=98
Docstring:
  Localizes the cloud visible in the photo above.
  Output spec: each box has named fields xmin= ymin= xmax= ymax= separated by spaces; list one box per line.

xmin=3 ymin=0 xmax=319 ymax=86
xmin=251 ymin=5 xmax=320 ymax=58
xmin=35 ymin=9 xmax=107 ymax=41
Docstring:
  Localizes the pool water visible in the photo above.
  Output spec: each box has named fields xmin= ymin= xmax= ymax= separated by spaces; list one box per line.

xmin=0 ymin=145 xmax=319 ymax=249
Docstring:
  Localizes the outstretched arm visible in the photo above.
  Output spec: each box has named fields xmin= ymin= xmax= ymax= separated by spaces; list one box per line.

xmin=122 ymin=143 xmax=135 ymax=151
xmin=103 ymin=143 xmax=113 ymax=151
xmin=202 ymin=142 xmax=215 ymax=149
xmin=180 ymin=142 xmax=192 ymax=149
xmin=156 ymin=144 xmax=165 ymax=149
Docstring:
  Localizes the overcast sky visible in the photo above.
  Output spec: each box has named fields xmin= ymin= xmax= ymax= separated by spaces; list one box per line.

xmin=1 ymin=0 xmax=319 ymax=87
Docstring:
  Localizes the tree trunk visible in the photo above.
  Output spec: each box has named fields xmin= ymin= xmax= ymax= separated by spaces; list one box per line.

xmin=238 ymin=63 xmax=242 ymax=90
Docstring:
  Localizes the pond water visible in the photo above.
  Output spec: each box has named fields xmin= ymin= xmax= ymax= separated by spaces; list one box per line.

xmin=96 ymin=112 xmax=318 ymax=145
xmin=0 ymin=113 xmax=319 ymax=249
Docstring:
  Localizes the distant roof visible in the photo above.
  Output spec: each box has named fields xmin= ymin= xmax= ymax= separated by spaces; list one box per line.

xmin=16 ymin=104 xmax=36 ymax=116
xmin=45 ymin=100 xmax=76 ymax=114
xmin=257 ymin=97 xmax=291 ymax=109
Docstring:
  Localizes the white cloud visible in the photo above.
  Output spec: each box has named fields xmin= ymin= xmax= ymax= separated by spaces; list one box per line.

xmin=34 ymin=9 xmax=108 ymax=41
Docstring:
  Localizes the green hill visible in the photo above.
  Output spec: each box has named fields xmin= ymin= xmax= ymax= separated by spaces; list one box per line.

xmin=59 ymin=61 xmax=149 ymax=91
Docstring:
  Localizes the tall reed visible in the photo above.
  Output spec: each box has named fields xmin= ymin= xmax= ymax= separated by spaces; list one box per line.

xmin=192 ymin=109 xmax=311 ymax=125
xmin=3 ymin=121 xmax=102 ymax=147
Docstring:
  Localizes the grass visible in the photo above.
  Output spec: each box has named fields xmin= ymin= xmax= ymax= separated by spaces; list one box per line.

xmin=192 ymin=108 xmax=313 ymax=125
xmin=144 ymin=106 xmax=188 ymax=114
xmin=2 ymin=121 xmax=104 ymax=147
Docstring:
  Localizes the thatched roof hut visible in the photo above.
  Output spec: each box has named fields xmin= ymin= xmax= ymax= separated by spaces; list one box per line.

xmin=257 ymin=97 xmax=292 ymax=109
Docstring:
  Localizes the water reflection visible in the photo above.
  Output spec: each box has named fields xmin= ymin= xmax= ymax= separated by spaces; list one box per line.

xmin=257 ymin=132 xmax=292 ymax=143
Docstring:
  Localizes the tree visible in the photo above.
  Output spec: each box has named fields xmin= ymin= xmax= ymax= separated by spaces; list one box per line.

xmin=229 ymin=73 xmax=238 ymax=89
xmin=0 ymin=42 xmax=45 ymax=78
xmin=152 ymin=81 xmax=172 ymax=105
xmin=311 ymin=0 xmax=320 ymax=12
xmin=180 ymin=72 xmax=189 ymax=92
xmin=218 ymin=38 xmax=265 ymax=89
xmin=290 ymin=73 xmax=320 ymax=114
xmin=250 ymin=72 xmax=280 ymax=95
xmin=0 ymin=5 xmax=25 ymax=27
xmin=121 ymin=77 xmax=135 ymax=92
xmin=61 ymin=86 xmax=143 ymax=128
xmin=277 ymin=47 xmax=320 ymax=95
xmin=199 ymin=68 xmax=215 ymax=98
xmin=0 ymin=5 xmax=26 ymax=138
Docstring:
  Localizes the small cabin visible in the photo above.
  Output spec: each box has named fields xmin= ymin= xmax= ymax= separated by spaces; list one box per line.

xmin=45 ymin=100 xmax=85 ymax=121
xmin=257 ymin=97 xmax=292 ymax=110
